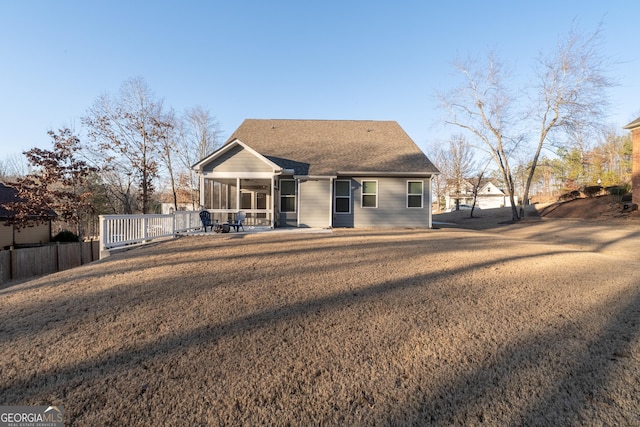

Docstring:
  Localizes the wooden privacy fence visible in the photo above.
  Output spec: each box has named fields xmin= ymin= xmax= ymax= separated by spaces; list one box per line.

xmin=99 ymin=211 xmax=203 ymax=258
xmin=0 ymin=241 xmax=99 ymax=285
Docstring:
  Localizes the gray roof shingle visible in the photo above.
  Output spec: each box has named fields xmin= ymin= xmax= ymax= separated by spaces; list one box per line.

xmin=0 ymin=183 xmax=19 ymax=218
xmin=225 ymin=119 xmax=440 ymax=176
xmin=0 ymin=182 xmax=57 ymax=219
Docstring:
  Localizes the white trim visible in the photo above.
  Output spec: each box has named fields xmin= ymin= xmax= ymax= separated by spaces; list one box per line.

xmin=294 ymin=175 xmax=337 ymax=180
xmin=199 ymin=174 xmax=205 ymax=208
xmin=334 ymin=179 xmax=352 ymax=214
xmin=338 ymin=171 xmax=436 ymax=177
xmin=280 ymin=179 xmax=297 ymax=214
xmin=199 ymin=171 xmax=276 ymax=179
xmin=296 ymin=178 xmax=300 ymax=227
xmin=271 ymin=176 xmax=275 ymax=228
xmin=329 ymin=177 xmax=334 ymax=226
xmin=407 ymin=180 xmax=424 ymax=209
xmin=361 ymin=179 xmax=378 ymax=208
xmin=427 ymin=177 xmax=433 ymax=228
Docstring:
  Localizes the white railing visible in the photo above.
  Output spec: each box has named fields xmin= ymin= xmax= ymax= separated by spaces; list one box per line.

xmin=99 ymin=211 xmax=202 ymax=258
xmin=174 ymin=210 xmax=202 ymax=233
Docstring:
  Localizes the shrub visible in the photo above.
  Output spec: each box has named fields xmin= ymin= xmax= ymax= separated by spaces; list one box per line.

xmin=52 ymin=230 xmax=79 ymax=242
xmin=558 ymin=190 xmax=580 ymax=201
xmin=582 ymin=185 xmax=602 ymax=198
xmin=606 ymin=185 xmax=630 ymax=202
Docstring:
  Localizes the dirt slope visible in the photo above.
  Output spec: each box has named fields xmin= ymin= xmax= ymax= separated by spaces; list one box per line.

xmin=538 ymin=195 xmax=639 ymax=221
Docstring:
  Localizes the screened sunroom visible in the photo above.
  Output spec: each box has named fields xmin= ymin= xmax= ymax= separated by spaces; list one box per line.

xmin=202 ymin=177 xmax=274 ymax=226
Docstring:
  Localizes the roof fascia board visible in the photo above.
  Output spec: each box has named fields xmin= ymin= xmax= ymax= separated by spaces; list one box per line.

xmin=198 ymin=172 xmax=276 ymax=179
xmin=293 ymin=175 xmax=337 ymax=180
xmin=623 ymin=118 xmax=640 ymax=129
xmin=337 ymin=171 xmax=437 ymax=177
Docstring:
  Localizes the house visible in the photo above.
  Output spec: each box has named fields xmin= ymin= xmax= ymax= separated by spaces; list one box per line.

xmin=192 ymin=119 xmax=440 ymax=228
xmin=444 ymin=178 xmax=515 ymax=210
xmin=159 ymin=202 xmax=193 ymax=215
xmin=0 ymin=183 xmax=55 ymax=248
xmin=624 ymin=116 xmax=640 ymax=205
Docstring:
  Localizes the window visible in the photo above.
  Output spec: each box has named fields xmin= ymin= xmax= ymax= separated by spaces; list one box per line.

xmin=280 ymin=179 xmax=296 ymax=212
xmin=407 ymin=181 xmax=423 ymax=208
xmin=204 ymin=178 xmax=237 ymax=209
xmin=334 ymin=180 xmax=351 ymax=213
xmin=361 ymin=180 xmax=378 ymax=208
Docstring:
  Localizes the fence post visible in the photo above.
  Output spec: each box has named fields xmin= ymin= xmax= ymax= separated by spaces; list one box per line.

xmin=141 ymin=216 xmax=147 ymax=243
xmin=9 ymin=245 xmax=15 ymax=281
xmin=99 ymin=215 xmax=109 ymax=260
xmin=56 ymin=241 xmax=61 ymax=273
xmin=173 ymin=212 xmax=177 ymax=237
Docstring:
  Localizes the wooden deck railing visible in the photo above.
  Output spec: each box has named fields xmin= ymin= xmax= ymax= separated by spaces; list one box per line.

xmin=99 ymin=211 xmax=202 ymax=258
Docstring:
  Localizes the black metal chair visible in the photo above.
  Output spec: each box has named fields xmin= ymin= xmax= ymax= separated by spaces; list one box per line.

xmin=199 ymin=210 xmax=214 ymax=232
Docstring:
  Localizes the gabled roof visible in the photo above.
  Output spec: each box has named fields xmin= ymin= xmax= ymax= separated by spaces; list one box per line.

xmin=0 ymin=183 xmax=19 ymax=218
xmin=222 ymin=119 xmax=440 ymax=176
xmin=624 ymin=116 xmax=640 ymax=130
xmin=0 ymin=182 xmax=56 ymax=219
xmin=192 ymin=139 xmax=285 ymax=172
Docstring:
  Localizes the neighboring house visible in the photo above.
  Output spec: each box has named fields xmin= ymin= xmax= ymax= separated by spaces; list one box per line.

xmin=160 ymin=202 xmax=194 ymax=215
xmin=624 ymin=116 xmax=640 ymax=205
xmin=0 ymin=183 xmax=55 ymax=248
xmin=445 ymin=178 xmax=515 ymax=210
xmin=192 ymin=119 xmax=440 ymax=228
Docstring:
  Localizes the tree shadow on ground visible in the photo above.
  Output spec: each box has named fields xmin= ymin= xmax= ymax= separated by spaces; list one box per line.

xmin=405 ymin=286 xmax=640 ymax=426
xmin=3 ymin=246 xmax=637 ymax=424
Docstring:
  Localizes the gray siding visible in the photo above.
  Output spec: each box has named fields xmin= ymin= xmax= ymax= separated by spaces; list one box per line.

xmin=352 ymin=177 xmax=431 ymax=228
xmin=298 ymin=179 xmax=331 ymax=228
xmin=203 ymin=145 xmax=273 ymax=173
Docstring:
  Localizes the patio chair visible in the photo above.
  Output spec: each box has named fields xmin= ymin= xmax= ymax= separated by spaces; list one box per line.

xmin=229 ymin=210 xmax=246 ymax=232
xmin=199 ymin=210 xmax=214 ymax=232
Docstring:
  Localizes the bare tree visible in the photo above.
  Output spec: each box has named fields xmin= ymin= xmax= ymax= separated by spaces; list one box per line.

xmin=155 ymin=110 xmax=179 ymax=210
xmin=433 ymin=134 xmax=477 ymax=211
xmin=176 ymin=106 xmax=223 ymax=209
xmin=521 ymin=24 xmax=614 ymax=217
xmin=468 ymin=159 xmax=493 ymax=217
xmin=439 ymin=53 xmax=521 ymax=221
xmin=82 ymin=77 xmax=171 ymax=213
xmin=0 ymin=153 xmax=30 ymax=181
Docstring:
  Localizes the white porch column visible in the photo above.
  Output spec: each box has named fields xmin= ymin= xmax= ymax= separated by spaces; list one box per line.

xmin=199 ymin=174 xmax=205 ymax=208
xmin=271 ymin=176 xmax=275 ymax=228
xmin=236 ymin=178 xmax=241 ymax=211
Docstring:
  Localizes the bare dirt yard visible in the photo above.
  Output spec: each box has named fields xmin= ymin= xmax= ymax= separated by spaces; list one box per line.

xmin=1 ymin=196 xmax=639 ymax=426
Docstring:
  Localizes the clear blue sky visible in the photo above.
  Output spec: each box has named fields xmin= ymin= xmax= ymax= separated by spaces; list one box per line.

xmin=0 ymin=1 xmax=638 ymax=160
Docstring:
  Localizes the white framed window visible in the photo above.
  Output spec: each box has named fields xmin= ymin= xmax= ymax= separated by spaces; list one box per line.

xmin=280 ymin=179 xmax=296 ymax=212
xmin=334 ymin=179 xmax=351 ymax=213
xmin=361 ymin=180 xmax=378 ymax=208
xmin=407 ymin=180 xmax=423 ymax=208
